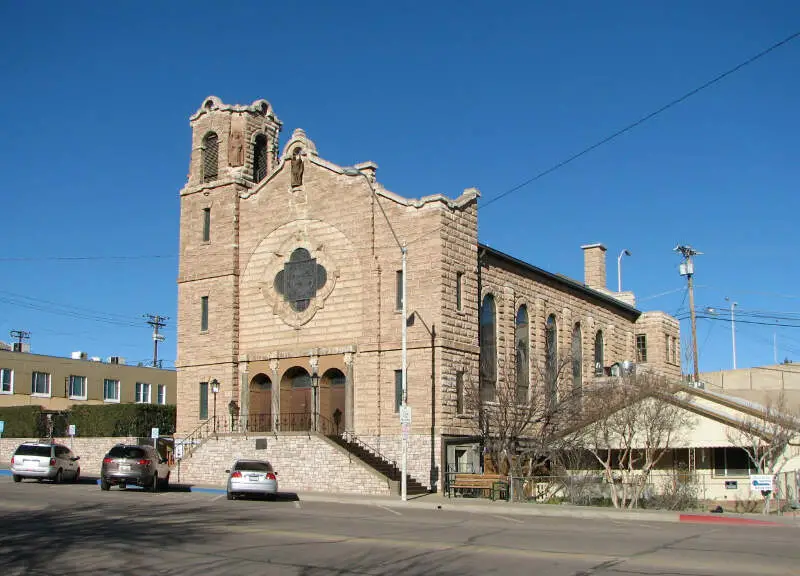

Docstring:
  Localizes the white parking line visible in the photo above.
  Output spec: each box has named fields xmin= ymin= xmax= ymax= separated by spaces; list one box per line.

xmin=376 ymin=504 xmax=402 ymax=516
xmin=212 ymin=494 xmax=225 ymax=501
xmin=489 ymin=514 xmax=523 ymax=524
xmin=294 ymin=501 xmax=301 ymax=509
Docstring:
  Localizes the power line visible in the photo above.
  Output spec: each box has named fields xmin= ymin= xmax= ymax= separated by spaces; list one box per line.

xmin=481 ymin=30 xmax=800 ymax=209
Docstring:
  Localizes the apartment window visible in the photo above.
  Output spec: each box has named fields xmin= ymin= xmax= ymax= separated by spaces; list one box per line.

xmin=202 ymin=132 xmax=219 ymax=182
xmin=32 ymin=371 xmax=51 ymax=397
xmin=68 ymin=375 xmax=87 ymax=400
xmin=394 ymin=370 xmax=403 ymax=413
xmin=199 ymin=381 xmax=209 ymax=419
xmin=0 ymin=368 xmax=12 ymax=394
xmin=103 ymin=379 xmax=120 ymax=402
xmin=395 ymin=270 xmax=403 ymax=311
xmin=135 ymin=382 xmax=151 ymax=404
xmin=456 ymin=272 xmax=463 ymax=312
xmin=157 ymin=384 xmax=167 ymax=405
xmin=202 ymin=207 xmax=211 ymax=242
xmin=636 ymin=334 xmax=648 ymax=363
xmin=456 ymin=371 xmax=464 ymax=414
xmin=200 ymin=296 xmax=209 ymax=332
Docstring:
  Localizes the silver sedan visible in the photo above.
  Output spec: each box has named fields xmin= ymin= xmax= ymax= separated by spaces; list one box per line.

xmin=226 ymin=459 xmax=278 ymax=500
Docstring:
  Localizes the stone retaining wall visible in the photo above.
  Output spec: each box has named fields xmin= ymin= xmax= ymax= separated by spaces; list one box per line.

xmin=174 ymin=433 xmax=395 ymax=495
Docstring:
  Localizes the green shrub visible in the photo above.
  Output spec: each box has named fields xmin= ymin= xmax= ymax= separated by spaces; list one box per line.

xmin=0 ymin=406 xmax=68 ymax=438
xmin=68 ymin=404 xmax=176 ymax=437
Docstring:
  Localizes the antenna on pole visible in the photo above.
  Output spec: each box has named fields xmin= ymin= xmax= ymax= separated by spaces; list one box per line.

xmin=9 ymin=329 xmax=31 ymax=352
xmin=143 ymin=314 xmax=168 ymax=368
xmin=674 ymin=245 xmax=702 ymax=382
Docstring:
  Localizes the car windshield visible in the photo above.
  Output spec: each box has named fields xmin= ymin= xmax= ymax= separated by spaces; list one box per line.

xmin=234 ymin=461 xmax=273 ymax=472
xmin=14 ymin=445 xmax=52 ymax=457
xmin=107 ymin=446 xmax=147 ymax=459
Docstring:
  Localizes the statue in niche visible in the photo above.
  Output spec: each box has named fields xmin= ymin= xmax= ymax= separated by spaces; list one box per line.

xmin=290 ymin=147 xmax=304 ymax=187
xmin=229 ymin=128 xmax=244 ymax=167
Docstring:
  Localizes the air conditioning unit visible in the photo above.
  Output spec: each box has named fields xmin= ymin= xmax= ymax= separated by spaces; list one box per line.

xmin=90 ymin=356 xmax=102 ymax=362
xmin=108 ymin=356 xmax=126 ymax=365
xmin=12 ymin=342 xmax=30 ymax=353
xmin=71 ymin=351 xmax=88 ymax=360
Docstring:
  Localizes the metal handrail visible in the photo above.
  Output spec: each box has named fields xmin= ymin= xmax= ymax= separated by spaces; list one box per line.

xmin=177 ymin=416 xmax=217 ymax=459
xmin=339 ymin=430 xmax=397 ymax=470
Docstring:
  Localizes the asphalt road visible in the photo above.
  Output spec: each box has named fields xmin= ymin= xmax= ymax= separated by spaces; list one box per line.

xmin=0 ymin=476 xmax=797 ymax=575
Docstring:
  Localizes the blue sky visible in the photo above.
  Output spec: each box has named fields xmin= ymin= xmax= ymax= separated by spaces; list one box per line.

xmin=0 ymin=1 xmax=798 ymax=373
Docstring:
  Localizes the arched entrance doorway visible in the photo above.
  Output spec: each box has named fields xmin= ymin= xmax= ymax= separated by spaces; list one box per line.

xmin=280 ymin=367 xmax=312 ymax=431
xmin=249 ymin=373 xmax=272 ymax=432
xmin=320 ymin=368 xmax=346 ymax=434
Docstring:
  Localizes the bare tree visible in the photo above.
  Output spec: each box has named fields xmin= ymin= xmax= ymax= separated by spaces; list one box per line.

xmin=725 ymin=392 xmax=800 ymax=513
xmin=464 ymin=352 xmax=580 ymax=481
xmin=571 ymin=373 xmax=693 ymax=509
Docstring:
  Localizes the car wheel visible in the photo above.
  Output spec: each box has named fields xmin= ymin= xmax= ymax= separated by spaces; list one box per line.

xmin=12 ymin=475 xmax=22 ymax=483
xmin=73 ymin=468 xmax=81 ymax=483
xmin=151 ymin=473 xmax=159 ymax=493
xmin=227 ymin=491 xmax=234 ymax=500
xmin=54 ymin=469 xmax=63 ymax=484
xmin=159 ymin=472 xmax=170 ymax=490
xmin=100 ymin=479 xmax=110 ymax=491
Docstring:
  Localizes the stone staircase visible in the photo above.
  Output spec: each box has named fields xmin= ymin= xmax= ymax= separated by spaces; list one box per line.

xmin=327 ymin=433 xmax=428 ymax=495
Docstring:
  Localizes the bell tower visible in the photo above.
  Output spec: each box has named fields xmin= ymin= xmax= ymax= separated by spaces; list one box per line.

xmin=177 ymin=96 xmax=282 ymax=433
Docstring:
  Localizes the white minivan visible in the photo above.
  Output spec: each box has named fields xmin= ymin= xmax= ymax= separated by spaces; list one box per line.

xmin=10 ymin=442 xmax=81 ymax=483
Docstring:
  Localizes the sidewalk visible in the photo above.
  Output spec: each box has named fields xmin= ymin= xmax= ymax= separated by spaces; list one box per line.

xmin=2 ymin=467 xmax=796 ymax=527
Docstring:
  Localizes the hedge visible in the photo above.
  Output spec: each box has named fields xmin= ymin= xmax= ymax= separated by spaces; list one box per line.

xmin=0 ymin=405 xmax=175 ymax=438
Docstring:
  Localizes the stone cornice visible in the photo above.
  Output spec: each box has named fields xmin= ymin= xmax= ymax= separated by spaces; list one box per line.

xmin=190 ymin=95 xmax=283 ymax=126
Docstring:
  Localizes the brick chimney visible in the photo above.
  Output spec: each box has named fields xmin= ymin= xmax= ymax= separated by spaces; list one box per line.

xmin=581 ymin=243 xmax=607 ymax=290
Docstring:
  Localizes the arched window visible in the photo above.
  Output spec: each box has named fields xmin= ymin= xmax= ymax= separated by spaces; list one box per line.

xmin=253 ymin=134 xmax=268 ymax=182
xmin=479 ymin=294 xmax=497 ymax=402
xmin=572 ymin=323 xmax=583 ymax=404
xmin=594 ymin=330 xmax=604 ymax=376
xmin=202 ymin=132 xmax=219 ymax=183
xmin=545 ymin=314 xmax=558 ymax=407
xmin=515 ymin=305 xmax=529 ymax=403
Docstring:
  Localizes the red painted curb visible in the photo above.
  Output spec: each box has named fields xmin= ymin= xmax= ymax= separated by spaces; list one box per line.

xmin=679 ymin=514 xmax=784 ymax=527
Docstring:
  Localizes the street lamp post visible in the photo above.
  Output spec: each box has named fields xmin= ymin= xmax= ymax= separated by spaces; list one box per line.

xmin=617 ymin=249 xmax=631 ymax=293
xmin=210 ymin=379 xmax=220 ymax=435
xmin=310 ymin=370 xmax=320 ymax=432
xmin=726 ymin=297 xmax=737 ymax=370
xmin=342 ymin=167 xmax=409 ymax=502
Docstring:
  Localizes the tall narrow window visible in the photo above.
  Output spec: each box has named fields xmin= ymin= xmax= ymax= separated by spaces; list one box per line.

xmin=395 ymin=270 xmax=403 ymax=311
xmin=253 ymin=134 xmax=268 ymax=182
xmin=515 ymin=305 xmax=530 ymax=403
xmin=456 ymin=272 xmax=464 ymax=312
xmin=572 ymin=323 xmax=583 ymax=402
xmin=200 ymin=296 xmax=209 ymax=332
xmin=202 ymin=132 xmax=219 ymax=182
xmin=394 ymin=369 xmax=403 ymax=413
xmin=199 ymin=382 xmax=209 ymax=419
xmin=594 ymin=331 xmax=604 ymax=375
xmin=202 ymin=207 xmax=211 ymax=242
xmin=0 ymin=368 xmax=12 ymax=394
xmin=672 ymin=336 xmax=678 ymax=364
xmin=545 ymin=315 xmax=558 ymax=407
xmin=665 ymin=332 xmax=670 ymax=362
xmin=636 ymin=334 xmax=648 ymax=362
xmin=479 ymin=294 xmax=497 ymax=402
xmin=157 ymin=384 xmax=167 ymax=405
xmin=456 ymin=371 xmax=464 ymax=414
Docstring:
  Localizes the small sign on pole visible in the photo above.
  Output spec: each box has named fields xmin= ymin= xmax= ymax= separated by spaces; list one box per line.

xmin=399 ymin=405 xmax=412 ymax=425
xmin=151 ymin=427 xmax=160 ymax=439
xmin=67 ymin=424 xmax=76 ymax=437
xmin=0 ymin=420 xmax=4 ymax=438
xmin=174 ymin=441 xmax=184 ymax=460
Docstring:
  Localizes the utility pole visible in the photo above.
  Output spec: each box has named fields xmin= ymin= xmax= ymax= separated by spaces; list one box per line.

xmin=725 ymin=297 xmax=737 ymax=370
xmin=144 ymin=314 xmax=168 ymax=368
xmin=675 ymin=245 xmax=702 ymax=382
xmin=9 ymin=330 xmax=31 ymax=352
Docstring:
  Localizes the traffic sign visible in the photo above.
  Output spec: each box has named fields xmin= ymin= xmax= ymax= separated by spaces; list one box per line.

xmin=151 ymin=427 xmax=160 ymax=439
xmin=0 ymin=420 xmax=4 ymax=437
xmin=399 ymin=405 xmax=412 ymax=425
xmin=67 ymin=424 xmax=76 ymax=437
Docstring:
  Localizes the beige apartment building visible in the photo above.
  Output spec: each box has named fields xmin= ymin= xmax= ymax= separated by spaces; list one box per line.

xmin=0 ymin=347 xmax=176 ymax=411
xmin=176 ymin=96 xmax=681 ymax=490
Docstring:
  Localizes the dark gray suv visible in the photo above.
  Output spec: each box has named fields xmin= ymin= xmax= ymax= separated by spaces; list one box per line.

xmin=100 ymin=444 xmax=170 ymax=491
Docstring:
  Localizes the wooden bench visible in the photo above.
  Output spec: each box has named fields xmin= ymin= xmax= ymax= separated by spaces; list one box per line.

xmin=448 ymin=473 xmax=508 ymax=500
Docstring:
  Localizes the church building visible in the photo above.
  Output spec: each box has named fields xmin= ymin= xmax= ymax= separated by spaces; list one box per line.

xmin=176 ymin=96 xmax=681 ymax=491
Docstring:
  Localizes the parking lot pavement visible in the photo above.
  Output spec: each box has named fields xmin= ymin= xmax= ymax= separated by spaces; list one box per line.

xmin=2 ymin=474 xmax=800 ymax=575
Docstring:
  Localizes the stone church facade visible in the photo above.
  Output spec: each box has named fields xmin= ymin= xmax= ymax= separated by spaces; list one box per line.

xmin=176 ymin=96 xmax=681 ymax=491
